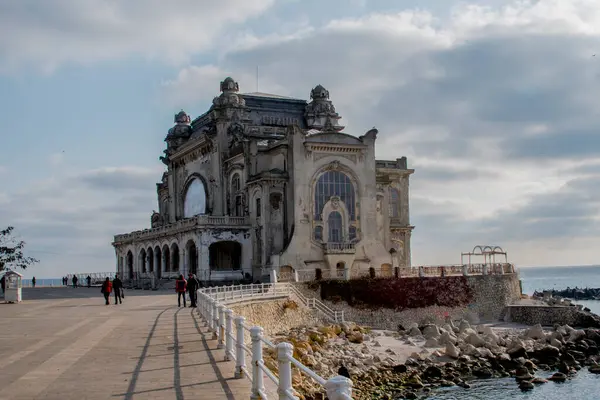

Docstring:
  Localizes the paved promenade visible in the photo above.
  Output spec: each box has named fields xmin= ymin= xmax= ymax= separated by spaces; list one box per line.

xmin=0 ymin=288 xmax=251 ymax=400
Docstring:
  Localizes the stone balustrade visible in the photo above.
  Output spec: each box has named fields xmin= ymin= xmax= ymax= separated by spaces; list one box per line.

xmin=113 ymin=215 xmax=250 ymax=243
xmin=323 ymin=242 xmax=356 ymax=254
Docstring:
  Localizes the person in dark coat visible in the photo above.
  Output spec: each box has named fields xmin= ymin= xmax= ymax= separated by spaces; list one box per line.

xmin=187 ymin=273 xmax=199 ymax=308
xmin=72 ymin=275 xmax=78 ymax=288
xmin=86 ymin=275 xmax=92 ymax=288
xmin=112 ymin=275 xmax=123 ymax=304
xmin=175 ymin=274 xmax=187 ymax=307
xmin=100 ymin=277 xmax=112 ymax=305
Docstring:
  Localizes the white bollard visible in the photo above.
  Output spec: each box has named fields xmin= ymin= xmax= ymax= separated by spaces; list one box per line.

xmin=250 ymin=326 xmax=265 ymax=400
xmin=224 ymin=309 xmax=234 ymax=361
xmin=325 ymin=375 xmax=353 ymax=400
xmin=234 ymin=316 xmax=246 ymax=379
xmin=276 ymin=342 xmax=294 ymax=400
xmin=217 ymin=305 xmax=225 ymax=349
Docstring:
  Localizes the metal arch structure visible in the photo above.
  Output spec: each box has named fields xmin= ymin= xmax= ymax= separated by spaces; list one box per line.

xmin=461 ymin=245 xmax=508 ymax=265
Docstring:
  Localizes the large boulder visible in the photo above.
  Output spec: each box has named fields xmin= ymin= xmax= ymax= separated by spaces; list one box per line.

xmin=422 ymin=325 xmax=441 ymax=339
xmin=439 ymin=331 xmax=458 ymax=346
xmin=459 ymin=320 xmax=471 ymax=333
xmin=445 ymin=342 xmax=460 ymax=358
xmin=525 ymin=324 xmax=546 ymax=340
xmin=568 ymin=329 xmax=586 ymax=343
xmin=465 ymin=333 xmax=486 ymax=348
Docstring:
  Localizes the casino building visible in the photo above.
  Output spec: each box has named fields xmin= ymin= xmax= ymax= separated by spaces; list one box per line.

xmin=112 ymin=77 xmax=414 ymax=283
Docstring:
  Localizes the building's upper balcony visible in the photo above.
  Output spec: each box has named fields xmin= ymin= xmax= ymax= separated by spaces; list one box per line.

xmin=322 ymin=242 xmax=356 ymax=254
xmin=113 ymin=215 xmax=250 ymax=244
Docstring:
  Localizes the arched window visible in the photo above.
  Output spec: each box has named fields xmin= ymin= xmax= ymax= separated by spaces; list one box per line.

xmin=389 ymin=188 xmax=400 ymax=218
xmin=314 ymin=171 xmax=355 ymax=220
xmin=184 ymin=178 xmax=206 ymax=218
xmin=328 ymin=211 xmax=343 ymax=242
xmin=314 ymin=226 xmax=323 ymax=241
xmin=231 ymin=173 xmax=240 ymax=193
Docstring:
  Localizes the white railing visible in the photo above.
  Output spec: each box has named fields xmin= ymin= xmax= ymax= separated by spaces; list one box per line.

xmin=200 ymin=283 xmax=344 ymax=323
xmin=197 ymin=283 xmax=352 ymax=400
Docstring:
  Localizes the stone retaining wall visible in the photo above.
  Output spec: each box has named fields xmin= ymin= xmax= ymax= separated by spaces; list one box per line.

xmin=504 ymin=305 xmax=579 ymax=326
xmin=230 ymin=298 xmax=324 ymax=342
xmin=292 ymin=273 xmax=522 ymax=329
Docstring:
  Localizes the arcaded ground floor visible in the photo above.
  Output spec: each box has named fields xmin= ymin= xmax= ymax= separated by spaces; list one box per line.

xmin=0 ymin=288 xmax=250 ymax=400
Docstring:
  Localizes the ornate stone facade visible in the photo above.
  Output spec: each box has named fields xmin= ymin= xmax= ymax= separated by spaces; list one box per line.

xmin=112 ymin=78 xmax=414 ymax=283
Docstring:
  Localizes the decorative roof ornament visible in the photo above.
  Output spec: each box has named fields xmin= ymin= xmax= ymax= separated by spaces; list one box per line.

xmin=220 ymin=77 xmax=239 ymax=93
xmin=305 ymin=84 xmax=344 ymax=132
xmin=174 ymin=110 xmax=191 ymax=124
xmin=164 ymin=109 xmax=193 ymax=154
xmin=213 ymin=77 xmax=246 ymax=108
xmin=310 ymin=84 xmax=329 ymax=100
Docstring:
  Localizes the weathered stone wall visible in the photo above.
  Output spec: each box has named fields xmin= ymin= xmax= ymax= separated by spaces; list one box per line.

xmin=505 ymin=305 xmax=579 ymax=326
xmin=230 ymin=298 xmax=324 ymax=341
xmin=292 ymin=273 xmax=522 ymax=329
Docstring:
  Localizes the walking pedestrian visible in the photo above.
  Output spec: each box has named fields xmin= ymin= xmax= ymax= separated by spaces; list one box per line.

xmin=100 ymin=277 xmax=112 ymax=305
xmin=31 ymin=277 xmax=36 ymax=288
xmin=86 ymin=275 xmax=91 ymax=288
xmin=112 ymin=275 xmax=123 ymax=305
xmin=175 ymin=274 xmax=187 ymax=307
xmin=72 ymin=275 xmax=78 ymax=288
xmin=186 ymin=273 xmax=199 ymax=308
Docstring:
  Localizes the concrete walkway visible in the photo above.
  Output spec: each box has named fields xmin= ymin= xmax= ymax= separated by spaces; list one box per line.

xmin=0 ymin=290 xmax=251 ymax=400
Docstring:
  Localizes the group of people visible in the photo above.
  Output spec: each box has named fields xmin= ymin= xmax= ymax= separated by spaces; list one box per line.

xmin=175 ymin=273 xmax=201 ymax=308
xmin=100 ymin=275 xmax=124 ymax=305
xmin=98 ymin=272 xmax=201 ymax=307
xmin=62 ymin=275 xmax=94 ymax=288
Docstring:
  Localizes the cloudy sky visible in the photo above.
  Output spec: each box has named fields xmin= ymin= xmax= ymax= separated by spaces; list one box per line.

xmin=1 ymin=0 xmax=600 ymax=278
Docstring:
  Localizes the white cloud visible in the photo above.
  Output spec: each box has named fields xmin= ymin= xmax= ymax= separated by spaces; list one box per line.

xmin=0 ymin=0 xmax=275 ymax=73
xmin=5 ymin=0 xmax=600 ymax=273
xmin=1 ymin=165 xmax=163 ymax=278
xmin=163 ymin=0 xmax=600 ymax=266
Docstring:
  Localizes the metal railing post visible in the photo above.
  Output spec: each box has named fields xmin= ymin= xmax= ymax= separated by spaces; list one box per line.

xmin=325 ymin=376 xmax=353 ymax=400
xmin=217 ymin=305 xmax=225 ymax=349
xmin=250 ymin=326 xmax=265 ymax=400
xmin=277 ymin=342 xmax=294 ymax=400
xmin=224 ymin=309 xmax=234 ymax=361
xmin=234 ymin=316 xmax=246 ymax=379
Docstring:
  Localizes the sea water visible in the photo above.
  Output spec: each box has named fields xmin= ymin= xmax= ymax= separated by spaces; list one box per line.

xmin=432 ymin=265 xmax=600 ymax=400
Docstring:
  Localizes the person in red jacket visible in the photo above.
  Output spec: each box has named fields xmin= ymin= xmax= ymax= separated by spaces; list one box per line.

xmin=175 ymin=274 xmax=187 ymax=307
xmin=101 ymin=277 xmax=113 ymax=305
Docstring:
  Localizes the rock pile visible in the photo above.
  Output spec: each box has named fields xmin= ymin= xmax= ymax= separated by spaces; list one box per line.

xmin=263 ymin=320 xmax=600 ymax=399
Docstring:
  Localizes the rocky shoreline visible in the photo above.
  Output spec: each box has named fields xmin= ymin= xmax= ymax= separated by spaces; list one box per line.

xmin=534 ymin=288 xmax=600 ymax=301
xmin=263 ymin=319 xmax=600 ymax=399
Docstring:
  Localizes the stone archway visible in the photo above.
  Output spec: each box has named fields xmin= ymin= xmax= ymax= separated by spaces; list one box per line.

xmin=209 ymin=241 xmax=241 ymax=270
xmin=186 ymin=240 xmax=198 ymax=275
xmin=127 ymin=251 xmax=134 ymax=279
xmin=139 ymin=248 xmax=147 ymax=273
xmin=162 ymin=244 xmax=171 ymax=274
xmin=171 ymin=243 xmax=180 ymax=273
xmin=154 ymin=246 xmax=162 ymax=279
xmin=147 ymin=247 xmax=154 ymax=273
